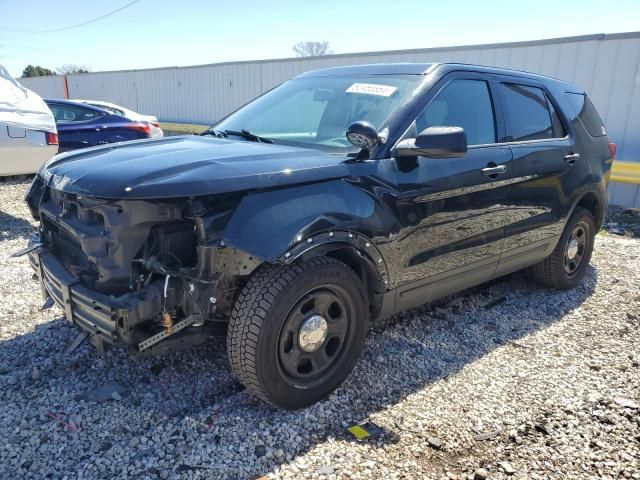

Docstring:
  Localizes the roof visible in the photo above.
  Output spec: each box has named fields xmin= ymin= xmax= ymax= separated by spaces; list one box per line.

xmin=296 ymin=63 xmax=434 ymax=77
xmin=43 ymin=98 xmax=108 ymax=112
xmin=296 ymin=62 xmax=580 ymax=90
xmin=74 ymin=99 xmax=119 ymax=107
xmin=436 ymin=63 xmax=577 ymax=87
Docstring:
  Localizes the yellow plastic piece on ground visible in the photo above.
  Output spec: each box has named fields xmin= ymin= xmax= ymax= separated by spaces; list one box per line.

xmin=347 ymin=425 xmax=371 ymax=440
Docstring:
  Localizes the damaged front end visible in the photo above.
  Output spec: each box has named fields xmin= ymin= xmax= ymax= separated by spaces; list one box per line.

xmin=23 ymin=176 xmax=261 ymax=355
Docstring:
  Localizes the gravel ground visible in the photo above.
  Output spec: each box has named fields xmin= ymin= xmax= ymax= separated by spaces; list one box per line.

xmin=1 ymin=178 xmax=639 ymax=480
xmin=605 ymin=205 xmax=640 ymax=238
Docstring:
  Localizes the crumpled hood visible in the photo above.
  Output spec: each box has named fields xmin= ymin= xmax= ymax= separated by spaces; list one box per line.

xmin=42 ymin=135 xmax=353 ymax=199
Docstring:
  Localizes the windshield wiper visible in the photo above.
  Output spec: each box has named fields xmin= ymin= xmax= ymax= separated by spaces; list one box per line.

xmin=200 ymin=128 xmax=274 ymax=144
xmin=200 ymin=129 xmax=226 ymax=138
xmin=223 ymin=129 xmax=274 ymax=144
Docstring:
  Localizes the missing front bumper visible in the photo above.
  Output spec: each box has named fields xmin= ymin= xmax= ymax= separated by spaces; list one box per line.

xmin=29 ymin=248 xmax=163 ymax=346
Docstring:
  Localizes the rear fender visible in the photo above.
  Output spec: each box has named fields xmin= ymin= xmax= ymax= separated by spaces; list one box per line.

xmin=567 ymin=188 xmax=606 ymax=229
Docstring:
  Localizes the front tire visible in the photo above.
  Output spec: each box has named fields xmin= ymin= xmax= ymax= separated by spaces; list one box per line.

xmin=530 ymin=207 xmax=595 ymax=289
xmin=227 ymin=257 xmax=368 ymax=409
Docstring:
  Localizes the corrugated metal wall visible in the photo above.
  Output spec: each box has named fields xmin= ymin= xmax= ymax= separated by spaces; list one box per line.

xmin=20 ymin=32 xmax=640 ymax=207
xmin=21 ymin=74 xmax=67 ymax=98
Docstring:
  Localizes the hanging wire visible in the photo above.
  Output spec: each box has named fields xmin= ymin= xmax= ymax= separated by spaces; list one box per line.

xmin=0 ymin=0 xmax=141 ymax=33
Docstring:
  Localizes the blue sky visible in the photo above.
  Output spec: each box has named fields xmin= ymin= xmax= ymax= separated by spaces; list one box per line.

xmin=1 ymin=0 xmax=639 ymax=77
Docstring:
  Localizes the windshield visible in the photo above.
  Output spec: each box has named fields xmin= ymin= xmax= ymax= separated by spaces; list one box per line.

xmin=213 ymin=74 xmax=421 ymax=152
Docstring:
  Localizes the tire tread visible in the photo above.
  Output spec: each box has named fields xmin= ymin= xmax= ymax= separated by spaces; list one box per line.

xmin=227 ymin=257 xmax=354 ymax=406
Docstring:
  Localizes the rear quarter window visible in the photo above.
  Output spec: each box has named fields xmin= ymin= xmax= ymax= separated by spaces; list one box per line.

xmin=501 ymin=83 xmax=555 ymax=142
xmin=564 ymin=93 xmax=607 ymax=137
xmin=96 ymin=105 xmax=124 ymax=116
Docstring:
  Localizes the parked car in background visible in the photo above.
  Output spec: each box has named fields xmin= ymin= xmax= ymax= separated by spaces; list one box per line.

xmin=0 ymin=65 xmax=58 ymax=175
xmin=44 ymin=99 xmax=155 ymax=152
xmin=24 ymin=63 xmax=613 ymax=409
xmin=73 ymin=99 xmax=163 ymax=138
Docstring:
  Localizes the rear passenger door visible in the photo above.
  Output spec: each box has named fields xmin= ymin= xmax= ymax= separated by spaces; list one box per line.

xmin=495 ymin=80 xmax=584 ymax=275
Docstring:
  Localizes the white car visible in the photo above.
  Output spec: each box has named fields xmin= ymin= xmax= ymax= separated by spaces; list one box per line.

xmin=73 ymin=99 xmax=164 ymax=138
xmin=0 ymin=66 xmax=58 ymax=176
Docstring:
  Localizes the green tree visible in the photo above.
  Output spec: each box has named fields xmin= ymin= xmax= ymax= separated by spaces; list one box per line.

xmin=22 ymin=64 xmax=56 ymax=77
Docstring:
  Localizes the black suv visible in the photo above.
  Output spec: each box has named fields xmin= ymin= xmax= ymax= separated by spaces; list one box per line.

xmin=22 ymin=63 xmax=614 ymax=409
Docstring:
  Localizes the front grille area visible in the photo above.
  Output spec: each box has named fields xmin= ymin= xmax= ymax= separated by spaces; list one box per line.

xmin=36 ymin=187 xmax=188 ymax=295
xmin=38 ymin=188 xmax=106 ymax=288
xmin=31 ymin=249 xmax=163 ymax=345
xmin=35 ymin=251 xmax=117 ymax=342
xmin=41 ymin=216 xmax=99 ymax=284
xmin=27 ymin=185 xmax=194 ymax=345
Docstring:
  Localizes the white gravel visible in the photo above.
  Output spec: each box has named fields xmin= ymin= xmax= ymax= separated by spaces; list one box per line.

xmin=1 ymin=178 xmax=638 ymax=480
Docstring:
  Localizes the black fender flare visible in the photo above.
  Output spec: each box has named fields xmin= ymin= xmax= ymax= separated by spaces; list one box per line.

xmin=567 ymin=187 xmax=606 ymax=230
xmin=279 ymin=230 xmax=389 ymax=289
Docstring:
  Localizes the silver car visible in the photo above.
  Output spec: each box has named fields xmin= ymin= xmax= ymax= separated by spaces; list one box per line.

xmin=0 ymin=66 xmax=58 ymax=175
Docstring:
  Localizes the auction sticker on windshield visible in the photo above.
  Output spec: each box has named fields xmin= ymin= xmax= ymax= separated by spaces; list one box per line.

xmin=345 ymin=83 xmax=398 ymax=97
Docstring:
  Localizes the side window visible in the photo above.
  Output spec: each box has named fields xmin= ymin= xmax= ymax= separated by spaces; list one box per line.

xmin=414 ymin=79 xmax=496 ymax=145
xmin=546 ymin=94 xmax=566 ymax=138
xmin=49 ymin=104 xmax=103 ymax=122
xmin=95 ymin=105 xmax=121 ymax=115
xmin=48 ymin=104 xmax=66 ymax=121
xmin=564 ymin=93 xmax=607 ymax=137
xmin=501 ymin=84 xmax=556 ymax=142
xmin=102 ymin=106 xmax=125 ymax=116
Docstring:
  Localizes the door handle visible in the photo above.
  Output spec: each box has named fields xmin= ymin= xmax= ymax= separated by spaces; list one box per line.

xmin=564 ymin=153 xmax=580 ymax=164
xmin=481 ymin=165 xmax=507 ymax=176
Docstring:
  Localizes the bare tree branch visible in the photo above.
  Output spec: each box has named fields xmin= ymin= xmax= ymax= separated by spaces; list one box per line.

xmin=292 ymin=41 xmax=333 ymax=57
xmin=57 ymin=64 xmax=91 ymax=74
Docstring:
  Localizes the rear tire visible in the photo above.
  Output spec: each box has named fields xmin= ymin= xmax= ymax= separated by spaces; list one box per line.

xmin=227 ymin=257 xmax=368 ymax=409
xmin=529 ymin=207 xmax=595 ymax=289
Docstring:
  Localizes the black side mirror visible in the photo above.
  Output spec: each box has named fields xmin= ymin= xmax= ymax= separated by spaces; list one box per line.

xmin=346 ymin=121 xmax=380 ymax=150
xmin=394 ymin=126 xmax=467 ymax=158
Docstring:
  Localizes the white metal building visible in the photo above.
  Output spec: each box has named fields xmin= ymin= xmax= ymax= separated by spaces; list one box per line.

xmin=20 ymin=32 xmax=640 ymax=207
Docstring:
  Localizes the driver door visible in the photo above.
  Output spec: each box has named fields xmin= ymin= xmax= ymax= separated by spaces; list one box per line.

xmin=381 ymin=75 xmax=513 ymax=310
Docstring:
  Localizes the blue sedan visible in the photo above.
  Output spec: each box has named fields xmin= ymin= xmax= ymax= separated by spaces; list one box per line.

xmin=44 ymin=99 xmax=154 ymax=152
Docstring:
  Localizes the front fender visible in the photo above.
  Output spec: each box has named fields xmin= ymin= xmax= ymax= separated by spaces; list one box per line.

xmin=280 ymin=231 xmax=389 ymax=288
xmin=220 ymin=178 xmax=387 ymax=266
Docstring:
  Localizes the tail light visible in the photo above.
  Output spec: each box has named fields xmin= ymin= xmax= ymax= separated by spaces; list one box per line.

xmin=125 ymin=122 xmax=152 ymax=136
xmin=45 ymin=132 xmax=58 ymax=145
xmin=608 ymin=143 xmax=617 ymax=160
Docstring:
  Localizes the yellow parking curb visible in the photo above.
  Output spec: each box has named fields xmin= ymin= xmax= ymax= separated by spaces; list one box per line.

xmin=611 ymin=161 xmax=640 ymax=184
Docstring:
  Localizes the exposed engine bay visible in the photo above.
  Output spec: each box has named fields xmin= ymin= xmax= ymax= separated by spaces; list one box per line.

xmin=24 ymin=176 xmax=261 ymax=354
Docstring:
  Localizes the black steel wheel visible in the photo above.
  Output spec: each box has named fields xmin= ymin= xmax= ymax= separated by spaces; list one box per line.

xmin=563 ymin=222 xmax=588 ymax=276
xmin=278 ymin=286 xmax=353 ymax=387
xmin=227 ymin=257 xmax=368 ymax=409
xmin=530 ymin=206 xmax=595 ymax=289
